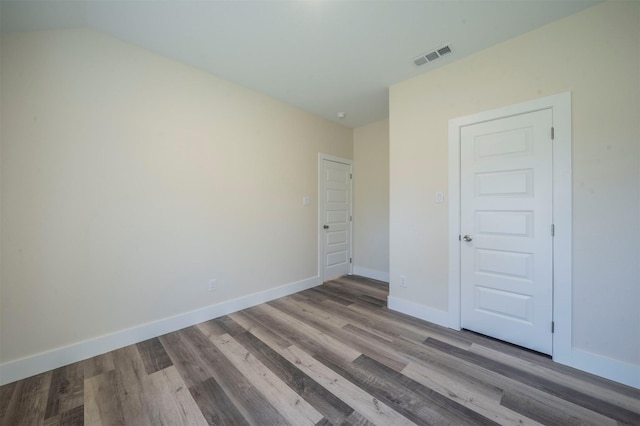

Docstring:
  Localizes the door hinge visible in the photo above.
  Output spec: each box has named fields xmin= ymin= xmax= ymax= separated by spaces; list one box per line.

xmin=458 ymin=234 xmax=461 ymax=241
xmin=551 ymin=127 xmax=555 ymax=140
xmin=349 ymin=257 xmax=352 ymax=264
xmin=551 ymin=321 xmax=555 ymax=333
xmin=350 ymin=173 xmax=353 ymax=179
xmin=350 ymin=215 xmax=352 ymax=221
xmin=551 ymin=224 xmax=555 ymax=236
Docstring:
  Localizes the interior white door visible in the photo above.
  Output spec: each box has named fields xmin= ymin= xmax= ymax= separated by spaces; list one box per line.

xmin=321 ymin=159 xmax=352 ymax=281
xmin=460 ymin=109 xmax=553 ymax=354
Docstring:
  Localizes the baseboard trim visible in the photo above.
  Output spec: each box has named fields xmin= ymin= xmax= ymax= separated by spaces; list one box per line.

xmin=387 ymin=295 xmax=449 ymax=328
xmin=353 ymin=266 xmax=389 ymax=283
xmin=555 ymin=348 xmax=640 ymax=389
xmin=0 ymin=275 xmax=320 ymax=386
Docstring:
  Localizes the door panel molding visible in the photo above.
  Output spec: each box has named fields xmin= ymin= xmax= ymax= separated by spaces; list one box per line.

xmin=448 ymin=92 xmax=572 ymax=361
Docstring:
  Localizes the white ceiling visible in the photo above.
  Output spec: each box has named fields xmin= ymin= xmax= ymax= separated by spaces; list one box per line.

xmin=1 ymin=0 xmax=600 ymax=128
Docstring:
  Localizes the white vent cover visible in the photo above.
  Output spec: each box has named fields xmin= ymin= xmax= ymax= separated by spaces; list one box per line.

xmin=413 ymin=44 xmax=452 ymax=67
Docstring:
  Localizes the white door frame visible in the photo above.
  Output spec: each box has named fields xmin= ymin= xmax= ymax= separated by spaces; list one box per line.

xmin=448 ymin=92 xmax=572 ymax=361
xmin=318 ymin=153 xmax=353 ymax=282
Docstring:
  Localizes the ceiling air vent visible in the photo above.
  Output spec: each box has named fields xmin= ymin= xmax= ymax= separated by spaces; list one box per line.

xmin=413 ymin=44 xmax=452 ymax=67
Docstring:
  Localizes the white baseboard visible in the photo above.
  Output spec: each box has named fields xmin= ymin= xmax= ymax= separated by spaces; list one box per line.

xmin=353 ymin=265 xmax=389 ymax=282
xmin=0 ymin=275 xmax=320 ymax=386
xmin=555 ymin=347 xmax=640 ymax=389
xmin=387 ymin=295 xmax=449 ymax=328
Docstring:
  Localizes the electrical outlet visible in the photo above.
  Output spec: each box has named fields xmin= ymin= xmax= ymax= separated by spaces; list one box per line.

xmin=208 ymin=278 xmax=217 ymax=292
xmin=400 ymin=275 xmax=407 ymax=287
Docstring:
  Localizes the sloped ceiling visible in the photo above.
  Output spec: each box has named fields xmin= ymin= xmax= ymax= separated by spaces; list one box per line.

xmin=0 ymin=0 xmax=600 ymax=127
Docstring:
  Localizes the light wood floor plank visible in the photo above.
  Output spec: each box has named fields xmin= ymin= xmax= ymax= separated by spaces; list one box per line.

xmin=228 ymin=310 xmax=293 ymax=350
xmin=81 ymin=352 xmax=115 ymax=380
xmin=499 ymin=388 xmax=618 ymax=426
xmin=318 ymin=351 xmax=498 ymax=426
xmin=269 ymin=296 xmax=408 ymax=372
xmin=425 ymin=337 xmax=640 ymax=425
xmin=250 ymin=303 xmax=362 ymax=362
xmin=143 ymin=366 xmax=208 ymax=426
xmin=328 ymin=277 xmax=389 ymax=301
xmin=209 ymin=332 xmax=323 ymax=425
xmin=217 ymin=317 xmax=356 ymax=425
xmin=283 ymin=292 xmax=351 ymax=328
xmin=469 ymin=343 xmax=640 ymax=414
xmin=109 ymin=346 xmax=157 ymax=425
xmin=1 ymin=371 xmax=52 ymax=426
xmin=176 ymin=326 xmax=291 ymax=426
xmin=349 ymin=301 xmax=473 ymax=349
xmin=402 ymin=361 xmax=543 ymax=426
xmin=84 ymin=370 xmax=124 ymax=426
xmin=281 ymin=345 xmax=417 ymax=426
xmin=414 ymin=338 xmax=624 ymax=426
xmin=319 ymin=293 xmax=473 ymax=350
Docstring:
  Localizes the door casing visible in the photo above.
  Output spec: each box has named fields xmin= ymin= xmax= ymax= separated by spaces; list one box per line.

xmin=448 ymin=92 xmax=572 ymax=361
xmin=318 ymin=153 xmax=353 ymax=282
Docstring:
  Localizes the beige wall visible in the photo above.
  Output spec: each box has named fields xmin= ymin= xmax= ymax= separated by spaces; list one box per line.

xmin=390 ymin=0 xmax=639 ymax=367
xmin=0 ymin=29 xmax=352 ymax=364
xmin=353 ymin=119 xmax=389 ymax=281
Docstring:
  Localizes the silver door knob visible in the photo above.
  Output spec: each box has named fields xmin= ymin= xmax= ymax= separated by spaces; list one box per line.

xmin=462 ymin=235 xmax=473 ymax=242
xmin=323 ymin=225 xmax=330 ymax=229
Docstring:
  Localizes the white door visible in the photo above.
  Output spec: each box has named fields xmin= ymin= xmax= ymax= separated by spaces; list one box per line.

xmin=460 ymin=109 xmax=553 ymax=354
xmin=321 ymin=159 xmax=352 ymax=281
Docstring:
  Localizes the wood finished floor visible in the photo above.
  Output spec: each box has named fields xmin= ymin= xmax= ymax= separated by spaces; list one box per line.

xmin=1 ymin=276 xmax=639 ymax=426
